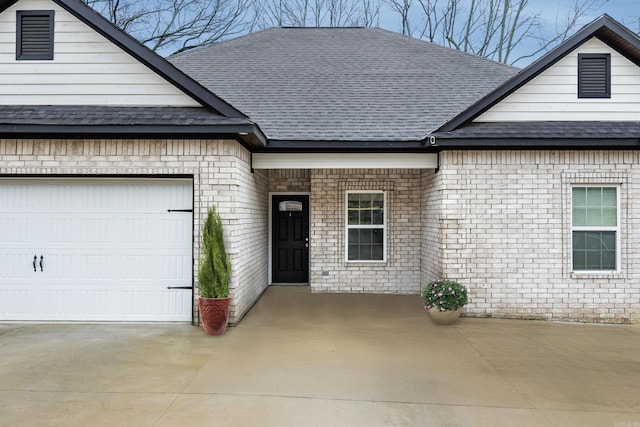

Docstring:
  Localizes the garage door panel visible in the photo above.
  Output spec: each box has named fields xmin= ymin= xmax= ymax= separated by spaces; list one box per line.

xmin=2 ymin=224 xmax=191 ymax=247
xmin=3 ymin=253 xmax=191 ymax=280
xmin=0 ymin=288 xmax=192 ymax=321
xmin=0 ymin=179 xmax=193 ymax=322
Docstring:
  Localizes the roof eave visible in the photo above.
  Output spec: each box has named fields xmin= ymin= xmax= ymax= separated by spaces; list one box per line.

xmin=263 ymin=139 xmax=430 ymax=151
xmin=0 ymin=123 xmax=267 ymax=147
xmin=433 ymin=137 xmax=640 ymax=149
xmin=0 ymin=0 xmax=19 ymax=13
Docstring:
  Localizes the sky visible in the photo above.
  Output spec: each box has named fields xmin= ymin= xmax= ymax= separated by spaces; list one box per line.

xmin=525 ymin=0 xmax=640 ymax=65
xmin=378 ymin=0 xmax=640 ymax=66
xmin=537 ymin=0 xmax=639 ymax=31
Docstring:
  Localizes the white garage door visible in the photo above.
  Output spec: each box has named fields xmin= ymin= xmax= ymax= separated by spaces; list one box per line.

xmin=0 ymin=178 xmax=193 ymax=322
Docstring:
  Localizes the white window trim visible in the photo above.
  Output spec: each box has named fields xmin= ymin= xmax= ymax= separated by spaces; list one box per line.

xmin=570 ymin=184 xmax=620 ymax=273
xmin=345 ymin=190 xmax=387 ymax=263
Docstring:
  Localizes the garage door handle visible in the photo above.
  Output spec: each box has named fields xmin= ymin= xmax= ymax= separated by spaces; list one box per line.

xmin=40 ymin=255 xmax=44 ymax=272
xmin=33 ymin=255 xmax=37 ymax=272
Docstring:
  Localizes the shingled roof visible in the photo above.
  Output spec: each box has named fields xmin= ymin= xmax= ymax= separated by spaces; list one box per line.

xmin=433 ymin=121 xmax=640 ymax=148
xmin=169 ymin=27 xmax=518 ymax=145
xmin=0 ymin=0 xmax=267 ymax=146
xmin=0 ymin=106 xmax=257 ymax=137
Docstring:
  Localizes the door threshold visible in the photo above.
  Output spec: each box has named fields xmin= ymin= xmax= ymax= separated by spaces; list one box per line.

xmin=270 ymin=283 xmax=309 ymax=286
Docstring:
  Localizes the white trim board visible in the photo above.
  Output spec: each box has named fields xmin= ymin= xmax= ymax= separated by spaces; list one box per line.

xmin=252 ymin=153 xmax=437 ymax=169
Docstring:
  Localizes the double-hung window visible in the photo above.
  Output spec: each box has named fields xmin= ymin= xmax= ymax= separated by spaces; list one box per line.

xmin=572 ymin=186 xmax=618 ymax=271
xmin=346 ymin=191 xmax=385 ymax=262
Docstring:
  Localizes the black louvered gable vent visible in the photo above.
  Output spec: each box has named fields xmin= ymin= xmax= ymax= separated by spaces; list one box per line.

xmin=578 ymin=54 xmax=610 ymax=98
xmin=17 ymin=11 xmax=54 ymax=60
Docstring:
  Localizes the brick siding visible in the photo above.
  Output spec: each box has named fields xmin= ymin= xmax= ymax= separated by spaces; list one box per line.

xmin=4 ymin=140 xmax=638 ymax=324
xmin=309 ymin=169 xmax=422 ymax=294
xmin=0 ymin=138 xmax=269 ymax=324
xmin=435 ymin=150 xmax=640 ymax=324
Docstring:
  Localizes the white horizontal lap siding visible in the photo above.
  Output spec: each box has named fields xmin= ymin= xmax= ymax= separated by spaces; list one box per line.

xmin=476 ymin=38 xmax=640 ymax=122
xmin=0 ymin=0 xmax=200 ymax=106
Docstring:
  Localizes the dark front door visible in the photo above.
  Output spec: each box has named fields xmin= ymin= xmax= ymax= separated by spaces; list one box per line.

xmin=272 ymin=195 xmax=309 ymax=283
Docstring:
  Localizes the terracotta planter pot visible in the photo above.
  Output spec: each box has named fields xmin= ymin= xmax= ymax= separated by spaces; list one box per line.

xmin=199 ymin=297 xmax=231 ymax=336
xmin=427 ymin=307 xmax=462 ymax=325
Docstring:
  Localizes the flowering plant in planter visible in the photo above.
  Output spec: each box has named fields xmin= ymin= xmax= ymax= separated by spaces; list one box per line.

xmin=422 ymin=279 xmax=468 ymax=312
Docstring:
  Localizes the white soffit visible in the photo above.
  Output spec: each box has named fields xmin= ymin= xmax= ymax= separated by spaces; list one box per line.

xmin=252 ymin=153 xmax=438 ymax=169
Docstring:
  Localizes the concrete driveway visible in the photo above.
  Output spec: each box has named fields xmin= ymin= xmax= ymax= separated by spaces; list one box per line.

xmin=1 ymin=286 xmax=639 ymax=427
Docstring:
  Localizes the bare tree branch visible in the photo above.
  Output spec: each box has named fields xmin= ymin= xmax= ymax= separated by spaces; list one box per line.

xmin=394 ymin=0 xmax=608 ymax=65
xmin=251 ymin=0 xmax=380 ymax=29
xmin=384 ymin=0 xmax=413 ymax=35
xmin=82 ymin=0 xmax=252 ymax=55
xmin=83 ymin=0 xmax=610 ymax=63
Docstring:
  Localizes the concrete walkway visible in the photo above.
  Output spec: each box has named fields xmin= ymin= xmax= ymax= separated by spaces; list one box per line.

xmin=1 ymin=286 xmax=639 ymax=427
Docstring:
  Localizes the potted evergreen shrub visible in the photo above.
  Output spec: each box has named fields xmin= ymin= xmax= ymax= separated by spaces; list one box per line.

xmin=422 ymin=279 xmax=468 ymax=325
xmin=198 ymin=206 xmax=232 ymax=335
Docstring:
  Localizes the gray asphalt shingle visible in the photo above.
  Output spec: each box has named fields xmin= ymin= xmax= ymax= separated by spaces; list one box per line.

xmin=435 ymin=121 xmax=640 ymax=139
xmin=170 ymin=27 xmax=519 ymax=142
xmin=0 ymin=106 xmax=250 ymax=126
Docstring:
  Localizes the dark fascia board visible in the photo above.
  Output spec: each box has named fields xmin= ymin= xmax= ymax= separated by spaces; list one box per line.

xmin=265 ymin=139 xmax=430 ymax=150
xmin=0 ymin=1 xmax=20 ymax=13
xmin=0 ymin=123 xmax=266 ymax=148
xmin=436 ymin=14 xmax=640 ymax=133
xmin=40 ymin=0 xmax=248 ymax=119
xmin=433 ymin=137 xmax=640 ymax=149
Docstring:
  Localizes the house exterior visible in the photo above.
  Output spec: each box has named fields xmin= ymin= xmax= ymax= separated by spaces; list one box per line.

xmin=0 ymin=0 xmax=638 ymax=324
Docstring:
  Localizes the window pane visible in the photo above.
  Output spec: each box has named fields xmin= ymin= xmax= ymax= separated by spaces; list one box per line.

xmin=372 ymin=209 xmax=383 ymax=224
xmin=572 ymin=187 xmax=586 ymax=207
xmin=586 ymin=233 xmax=603 ymax=250
xmin=585 ymin=187 xmax=600 ymax=203
xmin=586 ymin=207 xmax=602 ymax=226
xmin=586 ymin=250 xmax=602 ymax=269
xmin=348 ymin=226 xmax=360 ymax=260
xmin=602 ymin=207 xmax=617 ymax=227
xmin=573 ymin=231 xmax=616 ymax=270
xmin=348 ymin=245 xmax=359 ymax=260
xmin=573 ymin=250 xmax=586 ymax=270
xmin=347 ymin=227 xmax=384 ymax=261
xmin=602 ymin=232 xmax=616 ymax=250
xmin=359 ymin=194 xmax=371 ymax=209
xmin=572 ymin=187 xmax=587 ymax=227
xmin=573 ymin=187 xmax=617 ymax=227
xmin=348 ymin=193 xmax=384 ymax=226
xmin=348 ymin=210 xmax=359 ymax=225
xmin=372 ymin=193 xmax=384 ymax=225
xmin=361 ymin=209 xmax=372 ymax=224
xmin=573 ymin=232 xmax=586 ymax=250
xmin=371 ymin=244 xmax=384 ymax=260
xmin=602 ymin=187 xmax=617 ymax=206
xmin=360 ymin=245 xmax=372 ymax=260
xmin=573 ymin=209 xmax=586 ymax=227
xmin=279 ymin=201 xmax=303 ymax=212
xmin=348 ymin=195 xmax=359 ymax=209
xmin=602 ymin=250 xmax=616 ymax=269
